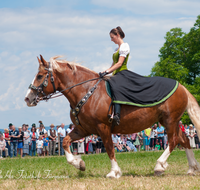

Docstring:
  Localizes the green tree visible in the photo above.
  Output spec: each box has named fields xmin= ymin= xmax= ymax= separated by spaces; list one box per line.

xmin=150 ymin=15 xmax=200 ymax=124
xmin=182 ymin=16 xmax=200 ymax=84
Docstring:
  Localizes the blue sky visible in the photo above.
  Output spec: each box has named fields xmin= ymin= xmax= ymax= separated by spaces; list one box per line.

xmin=0 ymin=0 xmax=200 ymax=129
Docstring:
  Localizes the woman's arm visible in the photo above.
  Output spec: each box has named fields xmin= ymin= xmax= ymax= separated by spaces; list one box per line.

xmin=106 ymin=57 xmax=125 ymax=74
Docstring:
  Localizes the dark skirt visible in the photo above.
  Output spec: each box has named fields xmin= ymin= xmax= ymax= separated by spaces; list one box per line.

xmin=195 ymin=137 xmax=199 ymax=144
xmin=107 ymin=70 xmax=178 ymax=107
xmin=88 ymin=143 xmax=93 ymax=152
xmin=96 ymin=141 xmax=102 ymax=149
xmin=72 ymin=142 xmax=78 ymax=150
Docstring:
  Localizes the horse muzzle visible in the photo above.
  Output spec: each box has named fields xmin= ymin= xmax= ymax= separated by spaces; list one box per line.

xmin=24 ymin=97 xmax=38 ymax=107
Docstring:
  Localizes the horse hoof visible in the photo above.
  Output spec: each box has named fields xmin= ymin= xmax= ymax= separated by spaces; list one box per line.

xmin=188 ymin=172 xmax=195 ymax=176
xmin=106 ymin=170 xmax=122 ymax=178
xmin=80 ymin=160 xmax=85 ymax=171
xmin=154 ymin=170 xmax=164 ymax=176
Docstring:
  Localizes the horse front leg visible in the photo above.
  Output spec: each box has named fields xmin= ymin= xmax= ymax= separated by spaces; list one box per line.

xmin=62 ymin=129 xmax=87 ymax=171
xmin=97 ymin=124 xmax=122 ymax=178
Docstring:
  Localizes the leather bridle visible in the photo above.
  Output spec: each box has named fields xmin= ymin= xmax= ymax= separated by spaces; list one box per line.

xmin=28 ymin=62 xmax=56 ymax=104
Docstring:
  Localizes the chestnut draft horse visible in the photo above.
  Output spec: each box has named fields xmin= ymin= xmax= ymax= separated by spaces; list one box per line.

xmin=25 ymin=55 xmax=200 ymax=178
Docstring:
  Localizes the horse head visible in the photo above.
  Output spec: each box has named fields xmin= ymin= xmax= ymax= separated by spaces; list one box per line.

xmin=24 ymin=55 xmax=58 ymax=107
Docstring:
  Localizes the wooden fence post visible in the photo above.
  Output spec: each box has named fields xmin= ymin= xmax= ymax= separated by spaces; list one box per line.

xmin=58 ymin=134 xmax=60 ymax=156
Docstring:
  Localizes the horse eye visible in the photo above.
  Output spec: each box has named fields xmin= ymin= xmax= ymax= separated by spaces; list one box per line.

xmin=37 ymin=75 xmax=43 ymax=80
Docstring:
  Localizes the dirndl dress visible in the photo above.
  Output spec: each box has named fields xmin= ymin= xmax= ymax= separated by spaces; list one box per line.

xmin=78 ymin=140 xmax=85 ymax=153
xmin=134 ymin=134 xmax=140 ymax=146
xmin=23 ymin=131 xmax=30 ymax=154
xmin=88 ymin=143 xmax=93 ymax=153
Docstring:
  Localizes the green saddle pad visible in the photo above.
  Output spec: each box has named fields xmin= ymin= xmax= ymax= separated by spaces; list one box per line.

xmin=105 ymin=81 xmax=112 ymax=98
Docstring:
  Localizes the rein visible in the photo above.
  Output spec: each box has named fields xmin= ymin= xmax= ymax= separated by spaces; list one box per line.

xmin=44 ymin=77 xmax=101 ymax=100
xmin=28 ymin=62 xmax=102 ymax=103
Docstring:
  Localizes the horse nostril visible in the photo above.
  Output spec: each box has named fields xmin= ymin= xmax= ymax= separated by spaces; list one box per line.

xmin=25 ymin=97 xmax=30 ymax=103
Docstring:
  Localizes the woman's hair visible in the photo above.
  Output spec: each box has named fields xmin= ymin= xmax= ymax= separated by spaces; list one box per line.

xmin=110 ymin=26 xmax=125 ymax=39
xmin=69 ymin=123 xmax=73 ymax=129
xmin=40 ymin=123 xmax=44 ymax=128
xmin=31 ymin=127 xmax=36 ymax=132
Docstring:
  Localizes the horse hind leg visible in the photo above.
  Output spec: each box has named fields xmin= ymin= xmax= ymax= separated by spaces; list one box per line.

xmin=179 ymin=134 xmax=200 ymax=175
xmin=172 ymin=127 xmax=200 ymax=175
xmin=184 ymin=87 xmax=200 ymax=174
xmin=185 ymin=148 xmax=200 ymax=175
xmin=63 ymin=128 xmax=87 ymax=171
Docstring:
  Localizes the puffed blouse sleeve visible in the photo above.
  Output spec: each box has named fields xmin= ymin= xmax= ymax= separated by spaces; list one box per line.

xmin=119 ymin=43 xmax=130 ymax=57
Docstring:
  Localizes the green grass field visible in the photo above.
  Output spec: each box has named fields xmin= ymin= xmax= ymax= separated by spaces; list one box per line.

xmin=0 ymin=150 xmax=200 ymax=189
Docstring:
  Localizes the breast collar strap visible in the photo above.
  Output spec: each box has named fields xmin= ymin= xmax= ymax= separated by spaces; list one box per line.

xmin=70 ymin=79 xmax=102 ymax=125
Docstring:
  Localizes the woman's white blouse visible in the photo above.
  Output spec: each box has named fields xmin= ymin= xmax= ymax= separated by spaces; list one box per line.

xmin=114 ymin=43 xmax=130 ymax=57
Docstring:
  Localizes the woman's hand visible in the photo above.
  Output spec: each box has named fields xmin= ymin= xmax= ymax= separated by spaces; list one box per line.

xmin=99 ymin=71 xmax=108 ymax=78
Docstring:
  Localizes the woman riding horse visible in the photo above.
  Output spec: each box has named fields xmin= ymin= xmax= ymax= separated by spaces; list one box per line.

xmin=99 ymin=26 xmax=178 ymax=127
xmin=99 ymin=26 xmax=130 ymax=126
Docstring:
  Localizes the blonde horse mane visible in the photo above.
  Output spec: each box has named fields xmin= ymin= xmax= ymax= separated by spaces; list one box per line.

xmin=50 ymin=56 xmax=96 ymax=74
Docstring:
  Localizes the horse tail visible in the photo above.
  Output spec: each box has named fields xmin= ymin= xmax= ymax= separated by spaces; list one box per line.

xmin=184 ymin=85 xmax=200 ymax=138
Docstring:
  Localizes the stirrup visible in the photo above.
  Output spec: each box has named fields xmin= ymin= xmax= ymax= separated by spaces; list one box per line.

xmin=113 ymin=115 xmax=120 ymax=126
xmin=108 ymin=114 xmax=113 ymax=123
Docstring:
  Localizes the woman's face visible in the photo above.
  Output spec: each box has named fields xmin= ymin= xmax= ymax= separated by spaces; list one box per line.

xmin=110 ymin=33 xmax=120 ymax=44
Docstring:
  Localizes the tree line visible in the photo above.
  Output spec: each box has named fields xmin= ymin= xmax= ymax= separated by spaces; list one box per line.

xmin=150 ymin=15 xmax=200 ymax=124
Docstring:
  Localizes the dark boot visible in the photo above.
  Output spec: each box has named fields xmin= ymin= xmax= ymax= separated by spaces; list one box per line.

xmin=113 ymin=104 xmax=121 ymax=126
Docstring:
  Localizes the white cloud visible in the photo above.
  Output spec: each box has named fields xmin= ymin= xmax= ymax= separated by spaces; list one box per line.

xmin=91 ymin=0 xmax=200 ymax=16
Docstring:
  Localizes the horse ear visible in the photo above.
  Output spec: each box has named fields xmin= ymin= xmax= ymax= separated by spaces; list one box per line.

xmin=37 ymin=56 xmax=42 ymax=65
xmin=67 ymin=63 xmax=73 ymax=70
xmin=40 ymin=55 xmax=48 ymax=67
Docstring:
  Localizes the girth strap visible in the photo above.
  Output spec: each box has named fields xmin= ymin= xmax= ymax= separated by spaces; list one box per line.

xmin=71 ymin=79 xmax=102 ymax=125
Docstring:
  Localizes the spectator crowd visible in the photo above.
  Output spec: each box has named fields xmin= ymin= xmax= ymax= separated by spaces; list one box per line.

xmin=0 ymin=121 xmax=199 ymax=158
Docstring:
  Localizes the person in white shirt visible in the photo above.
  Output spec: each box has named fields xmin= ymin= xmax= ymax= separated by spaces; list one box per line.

xmin=36 ymin=135 xmax=43 ymax=156
xmin=153 ymin=123 xmax=158 ymax=149
xmin=66 ymin=124 xmax=74 ymax=135
xmin=0 ymin=134 xmax=8 ymax=158
xmin=149 ymin=125 xmax=156 ymax=150
xmin=112 ymin=134 xmax=119 ymax=148
xmin=58 ymin=123 xmax=66 ymax=155
xmin=99 ymin=26 xmax=130 ymax=126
